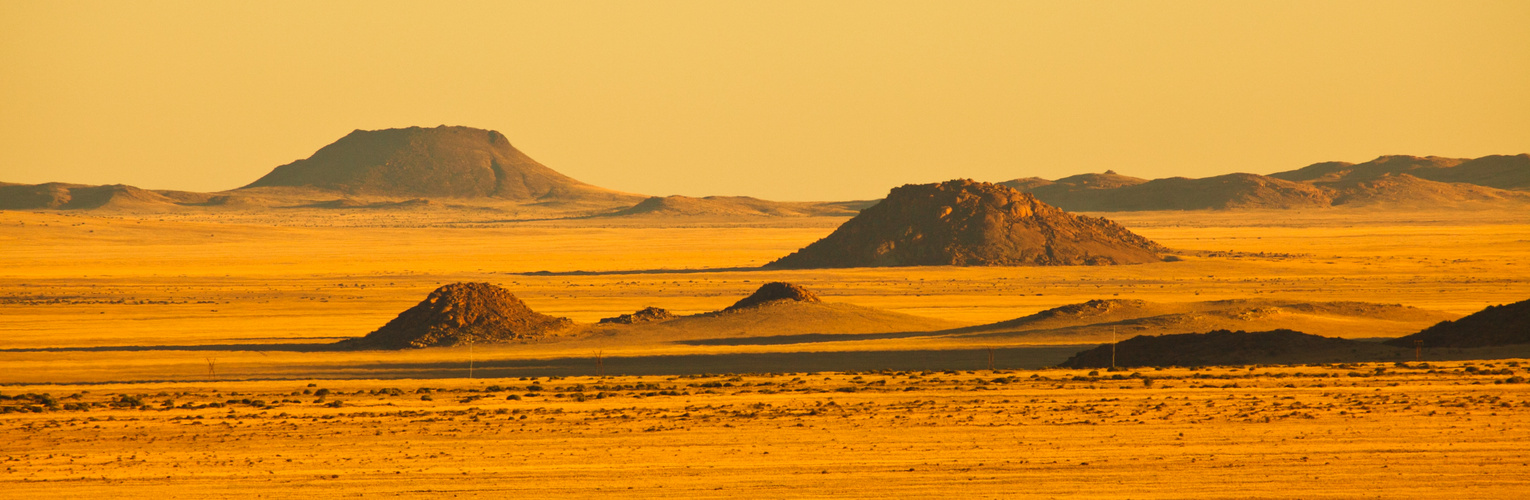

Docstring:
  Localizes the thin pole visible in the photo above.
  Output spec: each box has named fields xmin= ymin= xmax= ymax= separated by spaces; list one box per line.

xmin=1414 ymin=340 xmax=1422 ymax=362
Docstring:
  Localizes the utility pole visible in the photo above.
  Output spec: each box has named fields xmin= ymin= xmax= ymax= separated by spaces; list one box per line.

xmin=987 ymin=347 xmax=995 ymax=371
xmin=596 ymin=350 xmax=604 ymax=377
xmin=1414 ymin=340 xmax=1423 ymax=362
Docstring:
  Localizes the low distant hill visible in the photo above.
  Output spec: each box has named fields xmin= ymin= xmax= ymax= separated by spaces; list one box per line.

xmin=0 ymin=182 xmax=212 ymax=210
xmin=619 ymin=300 xmax=963 ymax=343
xmin=1270 ymin=154 xmax=1530 ymax=190
xmin=1004 ymin=173 xmax=1330 ymax=211
xmin=599 ymin=195 xmax=873 ymax=218
xmin=1002 ymin=154 xmax=1530 ymax=211
xmin=579 ymin=282 xmax=964 ymax=344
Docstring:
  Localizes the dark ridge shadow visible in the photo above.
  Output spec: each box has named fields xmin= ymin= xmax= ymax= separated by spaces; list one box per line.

xmin=514 ymin=267 xmax=764 ymax=276
xmin=0 ymin=343 xmax=345 ymax=353
xmin=676 ymin=330 xmax=947 ymax=346
xmin=234 ymin=346 xmax=1095 ymax=381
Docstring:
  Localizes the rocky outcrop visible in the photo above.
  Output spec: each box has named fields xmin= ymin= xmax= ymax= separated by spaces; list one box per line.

xmin=339 ymin=282 xmax=573 ymax=349
xmin=766 ymin=179 xmax=1165 ymax=268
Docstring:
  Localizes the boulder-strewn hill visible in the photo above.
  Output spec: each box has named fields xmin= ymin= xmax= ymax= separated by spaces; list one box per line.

xmin=244 ymin=125 xmax=635 ymax=201
xmin=1058 ymin=329 xmax=1408 ymax=368
xmin=765 ymin=179 xmax=1166 ymax=268
xmin=1002 ymin=154 xmax=1530 ymax=211
xmin=1386 ymin=298 xmax=1530 ymax=348
xmin=339 ymin=282 xmax=574 ymax=349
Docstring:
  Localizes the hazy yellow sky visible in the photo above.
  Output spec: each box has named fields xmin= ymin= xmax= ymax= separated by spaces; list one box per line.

xmin=2 ymin=1 xmax=1527 ymax=201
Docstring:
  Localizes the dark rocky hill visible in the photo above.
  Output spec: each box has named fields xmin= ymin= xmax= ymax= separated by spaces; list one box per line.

xmin=766 ymin=179 xmax=1166 ymax=268
xmin=1059 ymin=329 xmax=1407 ymax=368
xmin=1386 ymin=298 xmax=1530 ymax=348
xmin=339 ymin=282 xmax=573 ymax=349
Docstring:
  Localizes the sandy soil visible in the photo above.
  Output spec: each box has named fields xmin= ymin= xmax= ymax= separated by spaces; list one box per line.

xmin=3 ymin=362 xmax=1528 ymax=498
xmin=2 ymin=206 xmax=1528 ymax=497
xmin=2 ymin=207 xmax=1527 ymax=383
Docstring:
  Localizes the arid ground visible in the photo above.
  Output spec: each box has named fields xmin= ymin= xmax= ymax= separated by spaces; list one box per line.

xmin=4 ymin=364 xmax=1529 ymax=498
xmin=3 ymin=207 xmax=1529 ymax=497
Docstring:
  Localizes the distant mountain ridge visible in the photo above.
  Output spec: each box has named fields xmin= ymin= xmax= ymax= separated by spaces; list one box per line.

xmin=1002 ymin=154 xmax=1530 ymax=211
xmin=5 ymin=138 xmax=1527 ymax=214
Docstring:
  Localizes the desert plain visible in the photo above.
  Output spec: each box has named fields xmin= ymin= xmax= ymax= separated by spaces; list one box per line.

xmin=2 ymin=205 xmax=1529 ymax=498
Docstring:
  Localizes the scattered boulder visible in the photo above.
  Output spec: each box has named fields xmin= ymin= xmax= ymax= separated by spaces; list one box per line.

xmin=766 ymin=179 xmax=1165 ymax=268
xmin=598 ymin=307 xmax=677 ymax=324
xmin=725 ymin=283 xmax=822 ymax=311
xmin=1386 ymin=298 xmax=1530 ymax=348
xmin=339 ymin=282 xmax=572 ymax=349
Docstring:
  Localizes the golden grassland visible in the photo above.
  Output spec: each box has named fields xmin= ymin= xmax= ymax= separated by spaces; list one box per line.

xmin=1 ymin=208 xmax=1528 ymax=383
xmin=2 ymin=207 xmax=1529 ymax=497
xmin=3 ymin=363 xmax=1529 ymax=498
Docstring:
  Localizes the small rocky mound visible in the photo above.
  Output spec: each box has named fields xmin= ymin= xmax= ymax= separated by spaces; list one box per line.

xmin=725 ymin=282 xmax=822 ymax=311
xmin=765 ymin=179 xmax=1165 ymax=268
xmin=1058 ymin=329 xmax=1402 ymax=368
xmin=1386 ymin=298 xmax=1530 ymax=348
xmin=598 ymin=307 xmax=677 ymax=324
xmin=339 ymin=282 xmax=572 ymax=349
xmin=1036 ymin=299 xmax=1151 ymax=319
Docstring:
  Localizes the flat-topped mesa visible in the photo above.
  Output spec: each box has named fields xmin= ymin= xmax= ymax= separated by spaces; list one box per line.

xmin=339 ymin=282 xmax=572 ymax=349
xmin=724 ymin=282 xmax=822 ymax=311
xmin=243 ymin=125 xmax=616 ymax=200
xmin=765 ymin=179 xmax=1166 ymax=269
